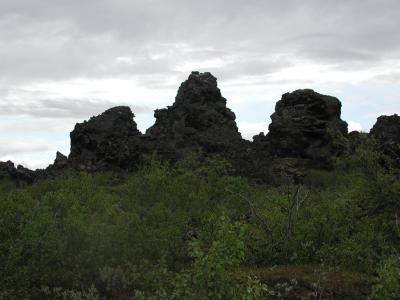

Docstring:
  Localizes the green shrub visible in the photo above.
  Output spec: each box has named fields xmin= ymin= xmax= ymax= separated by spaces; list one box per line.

xmin=153 ymin=214 xmax=268 ymax=300
xmin=371 ymin=255 xmax=400 ymax=299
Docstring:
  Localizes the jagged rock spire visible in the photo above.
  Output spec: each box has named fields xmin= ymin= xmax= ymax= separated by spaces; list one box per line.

xmin=2 ymin=72 xmax=384 ymax=185
xmin=146 ymin=71 xmax=243 ymax=158
xmin=69 ymin=106 xmax=142 ymax=170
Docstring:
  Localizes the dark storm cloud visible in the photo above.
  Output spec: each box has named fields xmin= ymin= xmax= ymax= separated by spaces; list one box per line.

xmin=0 ymin=0 xmax=399 ymax=85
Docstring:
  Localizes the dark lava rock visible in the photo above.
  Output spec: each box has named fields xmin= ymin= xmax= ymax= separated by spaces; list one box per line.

xmin=69 ymin=106 xmax=143 ymax=171
xmin=370 ymin=114 xmax=400 ymax=164
xmin=45 ymin=151 xmax=69 ymax=174
xmin=54 ymin=151 xmax=68 ymax=168
xmin=255 ymin=89 xmax=348 ymax=163
xmin=0 ymin=160 xmax=37 ymax=186
xmin=0 ymin=73 xmax=363 ymax=187
xmin=146 ymin=71 xmax=245 ymax=160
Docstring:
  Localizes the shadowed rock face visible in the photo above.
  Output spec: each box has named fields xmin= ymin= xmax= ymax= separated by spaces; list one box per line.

xmin=69 ymin=106 xmax=142 ymax=170
xmin=370 ymin=114 xmax=400 ymax=164
xmin=44 ymin=151 xmax=69 ymax=174
xmin=146 ymin=71 xmax=244 ymax=159
xmin=0 ymin=161 xmax=37 ymax=186
xmin=255 ymin=89 xmax=348 ymax=161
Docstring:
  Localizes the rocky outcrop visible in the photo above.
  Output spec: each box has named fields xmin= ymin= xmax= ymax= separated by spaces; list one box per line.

xmin=370 ymin=114 xmax=400 ymax=164
xmin=0 ymin=160 xmax=37 ymax=186
xmin=44 ymin=151 xmax=69 ymax=175
xmin=69 ymin=106 xmax=143 ymax=171
xmin=5 ymin=72 xmax=387 ymax=186
xmin=146 ymin=71 xmax=245 ymax=160
xmin=54 ymin=151 xmax=68 ymax=168
xmin=254 ymin=89 xmax=348 ymax=163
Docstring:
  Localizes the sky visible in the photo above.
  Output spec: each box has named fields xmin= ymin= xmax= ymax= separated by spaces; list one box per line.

xmin=1 ymin=0 xmax=400 ymax=169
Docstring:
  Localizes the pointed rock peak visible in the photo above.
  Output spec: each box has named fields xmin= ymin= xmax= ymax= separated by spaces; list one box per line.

xmin=69 ymin=106 xmax=142 ymax=170
xmin=145 ymin=71 xmax=242 ymax=158
xmin=54 ymin=151 xmax=68 ymax=166
xmin=175 ymin=71 xmax=222 ymax=106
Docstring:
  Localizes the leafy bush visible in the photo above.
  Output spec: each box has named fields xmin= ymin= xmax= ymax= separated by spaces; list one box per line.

xmin=371 ymin=255 xmax=400 ymax=300
xmin=0 ymin=153 xmax=399 ymax=298
xmin=152 ymin=214 xmax=268 ymax=299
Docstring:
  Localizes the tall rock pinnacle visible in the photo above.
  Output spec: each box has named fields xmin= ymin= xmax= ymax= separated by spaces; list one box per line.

xmin=146 ymin=71 xmax=243 ymax=159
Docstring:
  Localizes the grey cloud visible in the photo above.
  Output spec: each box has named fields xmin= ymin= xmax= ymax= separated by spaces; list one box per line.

xmin=0 ymin=98 xmax=151 ymax=118
xmin=0 ymin=0 xmax=399 ymax=85
xmin=223 ymin=78 xmax=315 ymax=88
xmin=373 ymin=72 xmax=400 ymax=83
xmin=0 ymin=139 xmax=55 ymax=156
xmin=0 ymin=118 xmax=72 ymax=133
xmin=209 ymin=58 xmax=293 ymax=81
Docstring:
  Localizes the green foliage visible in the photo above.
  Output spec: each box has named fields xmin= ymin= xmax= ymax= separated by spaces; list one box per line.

xmin=152 ymin=214 xmax=268 ymax=299
xmin=371 ymin=255 xmax=400 ymax=300
xmin=41 ymin=285 xmax=100 ymax=300
xmin=0 ymin=152 xmax=399 ymax=298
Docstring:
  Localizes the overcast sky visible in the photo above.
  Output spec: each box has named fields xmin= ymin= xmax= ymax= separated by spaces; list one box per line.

xmin=1 ymin=0 xmax=400 ymax=169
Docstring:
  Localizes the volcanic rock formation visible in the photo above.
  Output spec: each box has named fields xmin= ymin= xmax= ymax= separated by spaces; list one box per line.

xmin=254 ymin=89 xmax=348 ymax=163
xmin=5 ymin=71 xmax=396 ymax=186
xmin=69 ymin=106 xmax=143 ymax=171
xmin=146 ymin=71 xmax=245 ymax=160
xmin=0 ymin=160 xmax=37 ymax=186
xmin=370 ymin=114 xmax=400 ymax=165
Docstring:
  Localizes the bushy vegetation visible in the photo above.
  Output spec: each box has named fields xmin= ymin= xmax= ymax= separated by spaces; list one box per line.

xmin=0 ymin=148 xmax=399 ymax=299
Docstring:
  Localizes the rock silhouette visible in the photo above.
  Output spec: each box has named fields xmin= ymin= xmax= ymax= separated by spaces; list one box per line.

xmin=146 ymin=71 xmax=244 ymax=160
xmin=370 ymin=114 xmax=400 ymax=165
xmin=0 ymin=160 xmax=37 ymax=186
xmin=254 ymin=89 xmax=348 ymax=163
xmin=1 ymin=71 xmax=398 ymax=185
xmin=69 ymin=106 xmax=142 ymax=171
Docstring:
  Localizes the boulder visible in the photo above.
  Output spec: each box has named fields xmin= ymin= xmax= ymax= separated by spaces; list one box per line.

xmin=370 ymin=114 xmax=400 ymax=164
xmin=146 ymin=71 xmax=245 ymax=160
xmin=69 ymin=106 xmax=142 ymax=170
xmin=254 ymin=89 xmax=348 ymax=162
